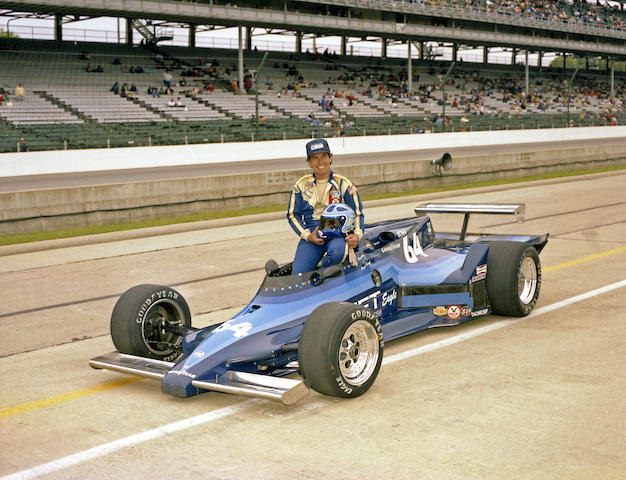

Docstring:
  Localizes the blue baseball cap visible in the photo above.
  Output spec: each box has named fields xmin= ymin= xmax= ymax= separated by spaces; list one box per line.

xmin=306 ymin=138 xmax=331 ymax=158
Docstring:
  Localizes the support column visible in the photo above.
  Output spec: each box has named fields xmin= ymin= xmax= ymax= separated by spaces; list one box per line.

xmin=452 ymin=43 xmax=458 ymax=62
xmin=246 ymin=26 xmax=252 ymax=51
xmin=126 ymin=18 xmax=134 ymax=44
xmin=511 ymin=48 xmax=517 ymax=65
xmin=341 ymin=36 xmax=347 ymax=56
xmin=563 ymin=52 xmax=566 ymax=68
xmin=419 ymin=41 xmax=424 ymax=60
xmin=238 ymin=26 xmax=244 ymax=94
xmin=538 ymin=50 xmax=543 ymax=67
xmin=525 ymin=50 xmax=529 ymax=95
xmin=295 ymin=31 xmax=302 ymax=53
xmin=483 ymin=46 xmax=489 ymax=64
xmin=381 ymin=37 xmax=387 ymax=58
xmin=408 ymin=41 xmax=412 ymax=94
xmin=54 ymin=14 xmax=63 ymax=41
xmin=610 ymin=62 xmax=615 ymax=96
xmin=605 ymin=55 xmax=610 ymax=70
xmin=188 ymin=24 xmax=196 ymax=48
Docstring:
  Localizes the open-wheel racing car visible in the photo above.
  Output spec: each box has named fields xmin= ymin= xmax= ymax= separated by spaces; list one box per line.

xmin=90 ymin=203 xmax=548 ymax=405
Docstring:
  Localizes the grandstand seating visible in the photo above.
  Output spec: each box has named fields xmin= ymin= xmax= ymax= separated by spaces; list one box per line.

xmin=0 ymin=37 xmax=623 ymax=152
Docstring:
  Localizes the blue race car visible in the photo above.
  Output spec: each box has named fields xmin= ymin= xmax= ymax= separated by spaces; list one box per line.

xmin=90 ymin=203 xmax=548 ymax=405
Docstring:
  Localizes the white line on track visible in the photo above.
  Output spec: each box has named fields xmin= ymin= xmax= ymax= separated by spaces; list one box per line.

xmin=3 ymin=279 xmax=625 ymax=480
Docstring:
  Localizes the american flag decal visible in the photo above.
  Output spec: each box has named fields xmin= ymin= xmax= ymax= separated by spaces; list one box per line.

xmin=476 ymin=265 xmax=487 ymax=275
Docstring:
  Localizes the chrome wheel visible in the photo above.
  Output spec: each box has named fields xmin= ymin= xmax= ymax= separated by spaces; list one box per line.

xmin=142 ymin=300 xmax=185 ymax=356
xmin=339 ymin=320 xmax=381 ymax=386
xmin=518 ymin=256 xmax=538 ymax=305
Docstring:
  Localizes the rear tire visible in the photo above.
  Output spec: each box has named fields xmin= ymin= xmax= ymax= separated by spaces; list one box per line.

xmin=110 ymin=284 xmax=191 ymax=362
xmin=486 ymin=242 xmax=541 ymax=317
xmin=299 ymin=302 xmax=383 ymax=398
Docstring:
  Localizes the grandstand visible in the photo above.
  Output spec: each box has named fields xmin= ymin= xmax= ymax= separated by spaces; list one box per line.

xmin=0 ymin=0 xmax=625 ymax=152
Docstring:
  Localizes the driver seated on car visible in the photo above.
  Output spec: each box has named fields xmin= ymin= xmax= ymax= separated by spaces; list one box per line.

xmin=287 ymin=138 xmax=364 ymax=275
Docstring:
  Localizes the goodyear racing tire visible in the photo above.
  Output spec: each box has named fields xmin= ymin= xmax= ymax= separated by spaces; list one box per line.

xmin=486 ymin=242 xmax=541 ymax=317
xmin=110 ymin=284 xmax=191 ymax=362
xmin=299 ymin=302 xmax=383 ymax=398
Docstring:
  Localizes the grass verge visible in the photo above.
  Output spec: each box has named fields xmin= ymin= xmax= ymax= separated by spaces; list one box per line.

xmin=1 ymin=164 xmax=624 ymax=247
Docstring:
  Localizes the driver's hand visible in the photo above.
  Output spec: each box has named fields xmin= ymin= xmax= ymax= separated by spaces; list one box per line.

xmin=345 ymin=234 xmax=359 ymax=249
xmin=308 ymin=227 xmax=325 ymax=245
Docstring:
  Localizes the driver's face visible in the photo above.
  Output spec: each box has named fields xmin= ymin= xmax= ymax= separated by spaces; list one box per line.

xmin=308 ymin=152 xmax=332 ymax=179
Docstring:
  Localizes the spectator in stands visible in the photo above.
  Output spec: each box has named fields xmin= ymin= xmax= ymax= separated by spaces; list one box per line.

xmin=244 ymin=75 xmax=253 ymax=94
xmin=14 ymin=82 xmax=26 ymax=101
xmin=147 ymin=85 xmax=160 ymax=97
xmin=0 ymin=93 xmax=4 ymax=105
xmin=110 ymin=82 xmax=119 ymax=95
xmin=163 ymin=70 xmax=173 ymax=88
xmin=130 ymin=83 xmax=137 ymax=94
xmin=287 ymin=138 xmax=364 ymax=275
xmin=19 ymin=138 xmax=29 ymax=152
xmin=167 ymin=98 xmax=176 ymax=107
xmin=175 ymin=97 xmax=185 ymax=107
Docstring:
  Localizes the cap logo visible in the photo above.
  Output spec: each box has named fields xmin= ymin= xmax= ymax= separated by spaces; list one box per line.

xmin=310 ymin=142 xmax=324 ymax=151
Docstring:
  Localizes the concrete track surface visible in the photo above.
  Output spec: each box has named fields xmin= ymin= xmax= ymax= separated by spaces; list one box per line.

xmin=1 ymin=171 xmax=625 ymax=480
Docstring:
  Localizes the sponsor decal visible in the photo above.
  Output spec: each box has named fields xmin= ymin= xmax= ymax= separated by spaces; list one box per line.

xmin=471 ymin=308 xmax=490 ymax=317
xmin=461 ymin=306 xmax=472 ymax=316
xmin=433 ymin=306 xmax=448 ymax=316
xmin=476 ymin=264 xmax=487 ymax=275
xmin=382 ymin=289 xmax=398 ymax=307
xmin=329 ymin=187 xmax=341 ymax=204
xmin=193 ymin=351 xmax=205 ymax=359
xmin=348 ymin=185 xmax=357 ymax=194
xmin=381 ymin=242 xmax=401 ymax=253
xmin=471 ymin=273 xmax=486 ymax=283
xmin=309 ymin=142 xmax=324 ymax=151
xmin=402 ymin=231 xmax=428 ymax=263
xmin=447 ymin=305 xmax=461 ymax=320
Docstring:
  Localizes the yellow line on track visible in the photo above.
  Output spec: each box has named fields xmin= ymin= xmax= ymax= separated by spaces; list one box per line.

xmin=543 ymin=245 xmax=626 ymax=274
xmin=0 ymin=377 xmax=143 ymax=419
xmin=1 ymin=245 xmax=625 ymax=419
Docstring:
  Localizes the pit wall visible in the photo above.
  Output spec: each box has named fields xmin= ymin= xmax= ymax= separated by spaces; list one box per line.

xmin=1 ymin=127 xmax=625 ymax=235
xmin=1 ymin=126 xmax=626 ymax=177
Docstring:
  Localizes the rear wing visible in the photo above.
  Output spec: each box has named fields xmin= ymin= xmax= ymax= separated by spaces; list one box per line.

xmin=414 ymin=203 xmax=525 ymax=241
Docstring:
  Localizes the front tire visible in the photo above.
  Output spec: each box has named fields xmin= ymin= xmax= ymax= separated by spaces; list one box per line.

xmin=486 ymin=242 xmax=541 ymax=317
xmin=110 ymin=284 xmax=191 ymax=362
xmin=299 ymin=302 xmax=383 ymax=398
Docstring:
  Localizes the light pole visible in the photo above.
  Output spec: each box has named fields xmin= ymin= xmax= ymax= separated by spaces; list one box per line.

xmin=441 ymin=62 xmax=456 ymax=132
xmin=566 ymin=68 xmax=578 ymax=128
xmin=255 ymin=51 xmax=269 ymax=127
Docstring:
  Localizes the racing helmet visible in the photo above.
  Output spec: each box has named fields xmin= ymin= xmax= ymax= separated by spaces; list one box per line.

xmin=318 ymin=203 xmax=356 ymax=239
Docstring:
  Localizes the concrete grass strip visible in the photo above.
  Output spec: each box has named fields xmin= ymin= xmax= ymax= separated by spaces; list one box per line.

xmin=2 ymin=279 xmax=625 ymax=480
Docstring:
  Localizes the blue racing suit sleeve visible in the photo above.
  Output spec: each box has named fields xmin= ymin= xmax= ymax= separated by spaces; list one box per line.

xmin=287 ymin=185 xmax=310 ymax=239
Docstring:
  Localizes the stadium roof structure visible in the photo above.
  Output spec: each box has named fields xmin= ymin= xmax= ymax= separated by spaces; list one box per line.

xmin=1 ymin=0 xmax=625 ymax=60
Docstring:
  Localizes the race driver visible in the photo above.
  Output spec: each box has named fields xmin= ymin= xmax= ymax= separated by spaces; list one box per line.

xmin=287 ymin=138 xmax=364 ymax=274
